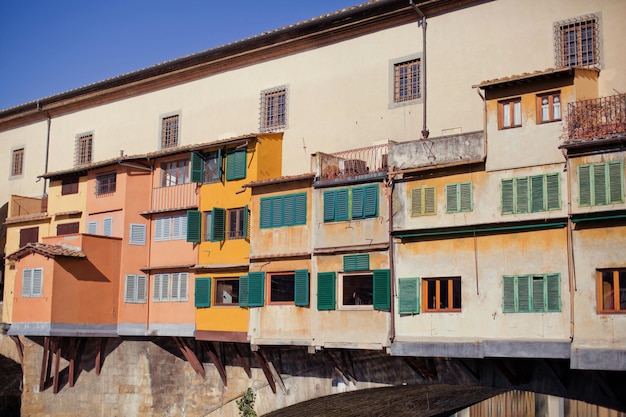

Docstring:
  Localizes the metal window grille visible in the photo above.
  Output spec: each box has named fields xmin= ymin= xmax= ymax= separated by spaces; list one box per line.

xmin=554 ymin=15 xmax=599 ymax=69
xmin=75 ymin=133 xmax=93 ymax=166
xmin=161 ymin=115 xmax=179 ymax=149
xmin=11 ymin=148 xmax=24 ymax=176
xmin=394 ymin=59 xmax=421 ymax=102
xmin=95 ymin=172 xmax=116 ymax=195
xmin=260 ymin=86 xmax=287 ymax=132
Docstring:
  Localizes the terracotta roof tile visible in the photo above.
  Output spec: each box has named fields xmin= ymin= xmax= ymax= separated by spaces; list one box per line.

xmin=7 ymin=242 xmax=86 ymax=261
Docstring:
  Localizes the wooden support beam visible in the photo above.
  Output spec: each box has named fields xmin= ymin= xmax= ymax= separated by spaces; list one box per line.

xmin=494 ymin=359 xmax=519 ymax=386
xmin=40 ymin=336 xmax=50 ymax=390
xmin=233 ymin=343 xmax=252 ymax=378
xmin=454 ymin=358 xmax=479 ymax=382
xmin=404 ymin=357 xmax=437 ymax=381
xmin=253 ymin=350 xmax=277 ymax=394
xmin=95 ymin=338 xmax=107 ymax=376
xmin=52 ymin=337 xmax=62 ymax=394
xmin=9 ymin=336 xmax=24 ymax=363
xmin=173 ymin=337 xmax=205 ymax=377
xmin=325 ymin=351 xmax=356 ymax=385
xmin=68 ymin=338 xmax=76 ymax=388
xmin=266 ymin=357 xmax=287 ymax=394
xmin=203 ymin=342 xmax=227 ymax=386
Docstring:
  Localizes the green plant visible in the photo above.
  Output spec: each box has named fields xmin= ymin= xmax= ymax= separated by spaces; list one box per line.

xmin=236 ymin=387 xmax=257 ymax=417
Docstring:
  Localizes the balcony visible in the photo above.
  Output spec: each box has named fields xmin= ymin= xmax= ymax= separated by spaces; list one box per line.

xmin=564 ymin=93 xmax=626 ymax=143
xmin=312 ymin=144 xmax=388 ymax=182
xmin=8 ymin=194 xmax=48 ymax=218
xmin=150 ymin=182 xmax=198 ymax=213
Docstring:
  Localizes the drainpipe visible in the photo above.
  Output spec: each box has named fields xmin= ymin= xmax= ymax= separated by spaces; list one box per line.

xmin=387 ymin=175 xmax=396 ymax=344
xmin=38 ymin=100 xmax=52 ymax=197
xmin=410 ymin=1 xmax=429 ymax=140
xmin=563 ymin=151 xmax=576 ymax=342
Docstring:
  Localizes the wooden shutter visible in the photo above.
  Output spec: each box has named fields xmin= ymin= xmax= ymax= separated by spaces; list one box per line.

xmin=335 ymin=189 xmax=349 ymax=221
xmin=323 ymin=190 xmax=335 ymax=222
xmin=273 ymin=196 xmax=285 ymax=226
xmin=22 ymin=268 xmax=33 ymax=297
xmin=515 ymin=177 xmax=529 ymax=213
xmin=103 ymin=217 xmax=113 ymax=236
xmin=239 ymin=275 xmax=249 ymax=307
xmin=129 ymin=224 xmax=146 ymax=245
xmin=398 ymin=278 xmax=419 ymax=314
xmin=373 ymin=269 xmax=391 ymax=310
xmin=502 ymin=275 xmax=515 ymax=312
xmin=578 ymin=165 xmax=592 ymax=206
xmin=411 ymin=188 xmax=423 ymax=216
xmin=593 ymin=163 xmax=607 ymax=205
xmin=247 ymin=272 xmax=265 ymax=307
xmin=424 ymin=186 xmax=436 ymax=215
xmin=294 ymin=193 xmax=307 ymax=225
xmin=171 ymin=274 xmax=180 ymax=301
xmin=546 ymin=274 xmax=560 ymax=312
xmin=352 ymin=187 xmax=364 ymax=219
xmin=317 ymin=272 xmax=336 ymax=311
xmin=216 ymin=148 xmax=223 ymax=181
xmin=125 ymin=275 xmax=136 ymax=302
xmin=532 ymin=275 xmax=545 ymax=311
xmin=186 ymin=210 xmax=202 ymax=243
xmin=260 ymin=198 xmax=272 ymax=228
xmin=446 ymin=183 xmax=459 ymax=213
xmin=531 ymin=175 xmax=545 ymax=212
xmin=517 ymin=275 xmax=530 ymax=312
xmin=57 ymin=222 xmax=79 ymax=236
xmin=226 ymin=148 xmax=246 ymax=180
xmin=294 ymin=269 xmax=309 ymax=306
xmin=211 ymin=208 xmax=226 ymax=242
xmin=501 ymin=179 xmax=514 ymax=214
xmin=244 ymin=205 xmax=250 ymax=238
xmin=20 ymin=227 xmax=39 ymax=248
xmin=546 ymin=173 xmax=561 ymax=210
xmin=460 ymin=182 xmax=472 ymax=212
xmin=608 ymin=161 xmax=623 ymax=203
xmin=195 ymin=278 xmax=211 ymax=308
xmin=32 ymin=268 xmax=43 ymax=297
xmin=137 ymin=275 xmax=147 ymax=303
xmin=190 ymin=152 xmax=204 ymax=183
xmin=153 ymin=274 xmax=162 ymax=301
xmin=343 ymin=254 xmax=369 ymax=271
xmin=87 ymin=221 xmax=97 ymax=235
xmin=363 ymin=185 xmax=378 ymax=218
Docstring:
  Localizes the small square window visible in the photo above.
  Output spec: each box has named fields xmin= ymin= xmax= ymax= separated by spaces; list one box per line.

xmin=214 ymin=278 xmax=240 ymax=305
xmin=203 ymin=151 xmax=222 ymax=183
xmin=268 ymin=273 xmax=295 ymax=304
xmin=161 ymin=159 xmax=189 ymax=187
xmin=260 ymin=86 xmax=287 ymax=132
xmin=598 ymin=269 xmax=626 ymax=313
xmin=95 ymin=172 xmax=116 ymax=195
xmin=11 ymin=148 xmax=24 ymax=177
xmin=555 ymin=15 xmax=599 ymax=68
xmin=537 ymin=92 xmax=561 ymax=123
xmin=499 ymin=98 xmax=522 ymax=129
xmin=227 ymin=208 xmax=246 ymax=240
xmin=394 ymin=59 xmax=421 ymax=103
xmin=341 ymin=273 xmax=374 ymax=308
xmin=161 ymin=114 xmax=180 ymax=149
xmin=61 ymin=177 xmax=79 ymax=195
xmin=75 ymin=132 xmax=93 ymax=166
xmin=422 ymin=277 xmax=461 ymax=312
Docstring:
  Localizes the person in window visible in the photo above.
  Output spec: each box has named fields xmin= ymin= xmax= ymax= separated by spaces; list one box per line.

xmin=352 ymin=292 xmax=362 ymax=305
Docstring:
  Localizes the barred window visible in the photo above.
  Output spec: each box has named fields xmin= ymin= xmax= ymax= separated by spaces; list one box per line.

xmin=161 ymin=114 xmax=180 ymax=149
xmin=11 ymin=148 xmax=24 ymax=177
xmin=75 ymin=132 xmax=93 ymax=166
xmin=95 ymin=172 xmax=116 ymax=195
xmin=394 ymin=59 xmax=421 ymax=103
xmin=260 ymin=86 xmax=287 ymax=132
xmin=555 ymin=15 xmax=599 ymax=68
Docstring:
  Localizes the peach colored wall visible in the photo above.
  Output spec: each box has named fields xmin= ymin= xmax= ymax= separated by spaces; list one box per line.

xmin=11 ymin=256 xmax=55 ymax=324
xmin=148 ymin=273 xmax=196 ymax=325
xmin=86 ymin=165 xmax=128 ymax=218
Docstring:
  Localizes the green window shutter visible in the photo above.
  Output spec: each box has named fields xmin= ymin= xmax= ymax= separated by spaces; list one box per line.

xmin=516 ymin=177 xmax=529 ymax=213
xmin=211 ymin=207 xmax=226 ymax=242
xmin=260 ymin=198 xmax=272 ymax=228
xmin=352 ymin=186 xmax=364 ymax=219
xmin=502 ymin=179 xmax=514 ymax=214
xmin=226 ymin=148 xmax=247 ymax=180
xmin=372 ymin=269 xmax=391 ymax=310
xmin=460 ymin=182 xmax=472 ymax=212
xmin=608 ymin=161 xmax=624 ymax=203
xmin=336 ymin=189 xmax=349 ymax=221
xmin=244 ymin=205 xmax=249 ymax=238
xmin=194 ymin=277 xmax=211 ymax=308
xmin=283 ymin=195 xmax=294 ymax=226
xmin=424 ymin=186 xmax=436 ymax=215
xmin=411 ymin=188 xmax=423 ymax=216
xmin=531 ymin=175 xmax=545 ymax=212
xmin=517 ymin=275 xmax=530 ymax=312
xmin=186 ymin=210 xmax=202 ymax=243
xmin=239 ymin=275 xmax=249 ymax=307
xmin=216 ymin=148 xmax=223 ymax=181
xmin=546 ymin=173 xmax=561 ymax=210
xmin=546 ymin=273 xmax=561 ymax=312
xmin=593 ymin=164 xmax=607 ymax=205
xmin=294 ymin=269 xmax=309 ymax=306
xmin=324 ymin=190 xmax=336 ymax=222
xmin=190 ymin=152 xmax=204 ymax=183
xmin=272 ymin=196 xmax=284 ymax=227
xmin=247 ymin=272 xmax=265 ymax=307
xmin=502 ymin=275 xmax=515 ymax=312
xmin=343 ymin=254 xmax=369 ymax=271
xmin=532 ymin=276 xmax=545 ymax=312
xmin=363 ymin=185 xmax=378 ymax=218
xmin=446 ymin=183 xmax=459 ymax=213
xmin=578 ymin=165 xmax=592 ymax=206
xmin=317 ymin=272 xmax=336 ymax=311
xmin=294 ymin=193 xmax=307 ymax=225
xmin=398 ymin=278 xmax=419 ymax=314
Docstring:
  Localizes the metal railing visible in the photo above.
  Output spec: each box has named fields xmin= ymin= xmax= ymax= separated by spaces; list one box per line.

xmin=313 ymin=144 xmax=388 ymax=181
xmin=565 ymin=93 xmax=626 ymax=141
xmin=151 ymin=182 xmax=198 ymax=212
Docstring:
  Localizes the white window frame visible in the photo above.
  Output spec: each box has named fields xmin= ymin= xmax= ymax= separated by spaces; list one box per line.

xmin=22 ymin=267 xmax=44 ymax=298
xmin=124 ymin=274 xmax=147 ymax=303
xmin=339 ymin=272 xmax=374 ymax=311
xmin=129 ymin=224 xmax=147 ymax=245
xmin=171 ymin=272 xmax=189 ymax=302
xmin=87 ymin=221 xmax=98 ymax=235
xmin=103 ymin=217 xmax=113 ymax=236
xmin=153 ymin=273 xmax=170 ymax=302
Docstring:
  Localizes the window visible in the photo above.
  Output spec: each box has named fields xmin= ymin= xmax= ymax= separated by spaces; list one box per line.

xmin=446 ymin=182 xmax=472 ymax=213
xmin=129 ymin=224 xmax=147 ymax=245
xmin=499 ymin=98 xmax=522 ymax=129
xmin=153 ymin=272 xmax=188 ymax=302
xmin=95 ymin=172 xmax=116 ymax=195
xmin=190 ymin=151 xmax=223 ymax=184
xmin=75 ymin=132 xmax=93 ymax=166
xmin=398 ymin=278 xmax=420 ymax=314
xmin=161 ymin=159 xmax=189 ymax=187
xmin=61 ymin=177 xmax=79 ymax=195
xmin=87 ymin=221 xmax=97 ymax=234
xmin=11 ymin=148 xmax=24 ymax=177
xmin=22 ymin=268 xmax=43 ymax=298
xmin=394 ymin=59 xmax=421 ymax=103
xmin=340 ymin=270 xmax=390 ymax=310
xmin=103 ymin=217 xmax=113 ymax=236
xmin=598 ymin=269 xmax=626 ymax=313
xmin=422 ymin=277 xmax=461 ymax=312
xmin=154 ymin=214 xmax=187 ymax=241
xmin=555 ymin=15 xmax=599 ymax=68
xmin=124 ymin=274 xmax=147 ymax=303
xmin=502 ymin=274 xmax=560 ymax=313
xmin=260 ymin=86 xmax=287 ymax=132
xmin=260 ymin=193 xmax=307 ymax=228
xmin=578 ymin=161 xmax=623 ymax=206
xmin=537 ymin=92 xmax=561 ymax=123
xmin=57 ymin=222 xmax=79 ymax=236
xmin=214 ymin=278 xmax=240 ymax=306
xmin=19 ymin=227 xmax=39 ymax=248
xmin=501 ymin=173 xmax=561 ymax=214
xmin=266 ymin=270 xmax=309 ymax=306
xmin=225 ymin=148 xmax=247 ymax=181
xmin=227 ymin=207 xmax=247 ymax=240
xmin=411 ymin=186 xmax=436 ymax=216
xmin=323 ymin=184 xmax=378 ymax=222
xmin=204 ymin=211 xmax=212 ymax=241
xmin=161 ymin=114 xmax=179 ymax=149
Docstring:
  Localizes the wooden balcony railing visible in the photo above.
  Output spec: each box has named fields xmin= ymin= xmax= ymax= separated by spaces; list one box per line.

xmin=314 ymin=144 xmax=388 ymax=181
xmin=9 ymin=195 xmax=47 ymax=218
xmin=151 ymin=183 xmax=198 ymax=212
xmin=565 ymin=93 xmax=626 ymax=142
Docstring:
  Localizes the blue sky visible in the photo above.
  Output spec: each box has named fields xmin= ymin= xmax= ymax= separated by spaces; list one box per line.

xmin=0 ymin=0 xmax=360 ymax=111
